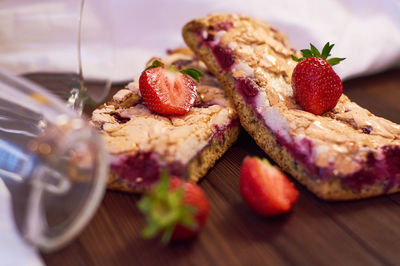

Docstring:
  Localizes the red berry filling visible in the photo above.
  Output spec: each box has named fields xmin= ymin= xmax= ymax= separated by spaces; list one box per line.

xmin=277 ymin=133 xmax=400 ymax=192
xmin=198 ymin=21 xmax=235 ymax=71
xmin=170 ymin=59 xmax=192 ymax=69
xmin=212 ymin=117 xmax=239 ymax=143
xmin=204 ymin=33 xmax=214 ymax=42
xmin=110 ymin=112 xmax=130 ymax=124
xmin=341 ymin=152 xmax=384 ymax=192
xmin=210 ymin=21 xmax=233 ymax=31
xmin=384 ymin=146 xmax=400 ymax=176
xmin=110 ymin=119 xmax=239 ymax=190
xmin=110 ymin=152 xmax=186 ymax=189
xmin=234 ymin=77 xmax=259 ymax=97
xmin=233 ymin=77 xmax=331 ymax=182
xmin=341 ymin=146 xmax=400 ymax=192
xmin=212 ymin=46 xmax=235 ymax=71
xmin=279 ymin=135 xmax=400 ymax=192
xmin=361 ymin=125 xmax=373 ymax=134
xmin=275 ymin=133 xmax=322 ymax=178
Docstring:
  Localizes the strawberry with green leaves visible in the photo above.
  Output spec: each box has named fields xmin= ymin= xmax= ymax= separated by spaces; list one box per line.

xmin=291 ymin=42 xmax=345 ymax=115
xmin=138 ymin=173 xmax=209 ymax=243
xmin=240 ymin=157 xmax=298 ymax=216
xmin=139 ymin=60 xmax=203 ymax=116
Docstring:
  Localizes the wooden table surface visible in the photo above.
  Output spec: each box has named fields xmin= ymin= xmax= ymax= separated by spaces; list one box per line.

xmin=36 ymin=68 xmax=400 ymax=266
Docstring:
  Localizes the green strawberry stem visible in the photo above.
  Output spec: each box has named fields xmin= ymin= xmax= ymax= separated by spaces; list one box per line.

xmin=144 ymin=60 xmax=203 ymax=82
xmin=180 ymin=68 xmax=203 ymax=82
xmin=258 ymin=157 xmax=278 ymax=170
xmin=137 ymin=172 xmax=197 ymax=244
xmin=144 ymin=60 xmax=164 ymax=72
xmin=292 ymin=42 xmax=346 ymax=66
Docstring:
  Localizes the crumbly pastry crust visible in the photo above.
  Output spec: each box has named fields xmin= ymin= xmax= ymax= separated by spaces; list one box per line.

xmin=91 ymin=48 xmax=239 ymax=193
xmin=183 ymin=13 xmax=400 ymax=200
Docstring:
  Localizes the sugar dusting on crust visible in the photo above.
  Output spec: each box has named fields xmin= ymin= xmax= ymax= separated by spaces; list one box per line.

xmin=94 ymin=104 xmax=232 ymax=165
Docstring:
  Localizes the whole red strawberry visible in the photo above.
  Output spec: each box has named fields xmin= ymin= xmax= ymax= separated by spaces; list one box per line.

xmin=139 ymin=60 xmax=203 ymax=116
xmin=138 ymin=172 xmax=209 ymax=243
xmin=291 ymin=42 xmax=345 ymax=115
xmin=169 ymin=177 xmax=209 ymax=240
xmin=240 ymin=157 xmax=298 ymax=216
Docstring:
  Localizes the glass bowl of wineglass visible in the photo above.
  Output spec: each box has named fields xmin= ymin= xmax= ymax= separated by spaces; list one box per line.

xmin=0 ymin=0 xmax=114 ymax=251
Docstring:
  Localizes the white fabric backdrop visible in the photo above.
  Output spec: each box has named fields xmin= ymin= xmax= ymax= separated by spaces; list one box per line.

xmin=108 ymin=0 xmax=400 ymax=81
xmin=0 ymin=0 xmax=399 ymax=82
xmin=0 ymin=180 xmax=43 ymax=265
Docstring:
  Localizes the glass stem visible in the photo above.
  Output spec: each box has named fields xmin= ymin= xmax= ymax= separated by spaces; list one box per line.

xmin=67 ymin=87 xmax=85 ymax=115
xmin=68 ymin=0 xmax=86 ymax=115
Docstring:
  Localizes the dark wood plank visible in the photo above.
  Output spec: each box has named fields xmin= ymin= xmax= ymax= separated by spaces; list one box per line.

xmin=37 ymin=68 xmax=400 ymax=265
xmin=315 ymin=197 xmax=400 ymax=264
xmin=327 ymin=68 xmax=400 ymax=265
xmin=343 ymin=68 xmax=400 ymax=124
xmin=41 ymin=239 xmax=89 ymax=266
xmin=42 ymin=134 xmax=382 ymax=266
xmin=201 ymin=137 xmax=381 ymax=266
xmin=389 ymin=194 xmax=400 ymax=206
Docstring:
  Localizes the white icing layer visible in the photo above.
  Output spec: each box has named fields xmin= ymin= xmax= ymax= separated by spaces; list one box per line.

xmin=201 ymin=30 xmax=227 ymax=46
xmin=233 ymin=61 xmax=254 ymax=77
xmin=261 ymin=107 xmax=290 ymax=143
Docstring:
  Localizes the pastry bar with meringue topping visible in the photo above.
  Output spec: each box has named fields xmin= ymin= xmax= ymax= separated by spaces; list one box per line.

xmin=183 ymin=14 xmax=400 ymax=200
xmin=91 ymin=48 xmax=239 ymax=193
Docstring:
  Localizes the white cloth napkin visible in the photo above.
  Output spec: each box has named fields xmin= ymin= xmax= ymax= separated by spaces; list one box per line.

xmin=108 ymin=0 xmax=400 ymax=81
xmin=0 ymin=0 xmax=399 ymax=82
xmin=0 ymin=0 xmax=399 ymax=263
xmin=0 ymin=180 xmax=43 ymax=266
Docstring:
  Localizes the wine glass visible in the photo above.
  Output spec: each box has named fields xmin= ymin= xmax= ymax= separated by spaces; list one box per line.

xmin=0 ymin=0 xmax=113 ymax=251
xmin=0 ymin=0 xmax=114 ymax=114
xmin=0 ymin=67 xmax=109 ymax=251
xmin=69 ymin=0 xmax=114 ymax=114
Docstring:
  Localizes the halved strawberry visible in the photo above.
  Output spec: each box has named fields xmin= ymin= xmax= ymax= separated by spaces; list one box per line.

xmin=240 ymin=157 xmax=298 ymax=216
xmin=138 ymin=173 xmax=209 ymax=243
xmin=139 ymin=60 xmax=202 ymax=116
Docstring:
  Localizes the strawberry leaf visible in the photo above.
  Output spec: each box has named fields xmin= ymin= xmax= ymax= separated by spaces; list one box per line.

xmin=327 ymin=43 xmax=335 ymax=57
xmin=321 ymin=42 xmax=331 ymax=59
xmin=144 ymin=60 xmax=164 ymax=72
xmin=310 ymin=43 xmax=321 ymax=57
xmin=180 ymin=211 xmax=197 ymax=228
xmin=300 ymin=49 xmax=313 ymax=58
xmin=294 ymin=42 xmax=345 ymax=66
xmin=137 ymin=172 xmax=196 ymax=244
xmin=327 ymin=57 xmax=346 ymax=66
xmin=142 ymin=220 xmax=159 ymax=238
xmin=180 ymin=68 xmax=203 ymax=82
xmin=291 ymin=55 xmax=302 ymax=62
